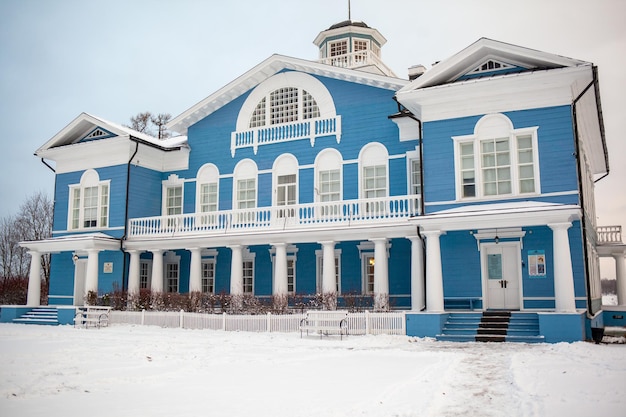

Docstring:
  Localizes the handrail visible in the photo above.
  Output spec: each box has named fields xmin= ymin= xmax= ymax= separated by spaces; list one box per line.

xmin=128 ymin=195 xmax=421 ymax=238
xmin=597 ymin=225 xmax=622 ymax=244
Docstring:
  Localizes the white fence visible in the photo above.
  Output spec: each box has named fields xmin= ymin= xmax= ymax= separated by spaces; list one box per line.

xmin=110 ymin=310 xmax=406 ymax=335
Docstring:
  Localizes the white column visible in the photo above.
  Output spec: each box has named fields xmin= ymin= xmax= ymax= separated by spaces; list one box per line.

xmin=423 ymin=230 xmax=444 ymax=312
xmin=85 ymin=249 xmax=100 ymax=304
xmin=26 ymin=251 xmax=42 ymax=307
xmin=408 ymin=236 xmax=425 ymax=311
xmin=229 ymin=245 xmax=243 ymax=296
xmin=189 ymin=248 xmax=203 ymax=293
xmin=613 ymin=251 xmax=626 ymax=306
xmin=272 ymin=243 xmax=288 ymax=295
xmin=127 ymin=250 xmax=141 ymax=296
xmin=150 ymin=249 xmax=164 ymax=293
xmin=320 ymin=241 xmax=336 ymax=294
xmin=371 ymin=238 xmax=389 ymax=310
xmin=549 ymin=222 xmax=577 ymax=312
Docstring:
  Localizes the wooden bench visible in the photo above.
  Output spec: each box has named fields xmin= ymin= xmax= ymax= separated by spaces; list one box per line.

xmin=74 ymin=306 xmax=112 ymax=328
xmin=299 ymin=310 xmax=349 ymax=339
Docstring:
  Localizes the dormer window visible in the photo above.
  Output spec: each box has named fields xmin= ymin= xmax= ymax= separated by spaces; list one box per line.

xmin=248 ymin=87 xmax=320 ymax=128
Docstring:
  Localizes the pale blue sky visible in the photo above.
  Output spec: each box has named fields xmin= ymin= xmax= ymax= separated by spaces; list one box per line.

xmin=1 ymin=0 xmax=624 ymax=237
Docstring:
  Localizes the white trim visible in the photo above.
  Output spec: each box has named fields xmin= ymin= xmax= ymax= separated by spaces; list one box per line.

xmin=425 ymin=190 xmax=579 ymax=207
xmin=196 ymin=164 xmax=220 ymax=214
xmin=358 ymin=142 xmax=389 ymax=200
xmin=67 ymin=170 xmax=111 ymax=231
xmin=480 ymin=241 xmax=524 ymax=310
xmin=162 ymin=175 xmax=185 ymax=217
xmin=314 ymin=248 xmax=342 ymax=294
xmin=452 ymin=114 xmax=540 ymax=201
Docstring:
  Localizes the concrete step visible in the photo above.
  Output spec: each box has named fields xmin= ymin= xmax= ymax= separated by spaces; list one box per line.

xmin=12 ymin=307 xmax=59 ymax=326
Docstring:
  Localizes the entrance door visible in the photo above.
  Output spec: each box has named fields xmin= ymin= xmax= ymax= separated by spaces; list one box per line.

xmin=483 ymin=244 xmax=521 ymax=310
xmin=73 ymin=259 xmax=87 ymax=306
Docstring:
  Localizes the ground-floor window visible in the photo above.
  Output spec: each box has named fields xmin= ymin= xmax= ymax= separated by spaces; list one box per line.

xmin=363 ymin=255 xmax=375 ymax=294
xmin=243 ymin=260 xmax=254 ymax=294
xmin=287 ymin=258 xmax=295 ymax=294
xmin=202 ymin=260 xmax=215 ymax=294
xmin=139 ymin=260 xmax=151 ymax=289
xmin=166 ymin=263 xmax=179 ymax=293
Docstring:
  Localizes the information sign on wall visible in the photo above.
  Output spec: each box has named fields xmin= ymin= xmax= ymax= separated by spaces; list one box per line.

xmin=528 ymin=250 xmax=546 ymax=277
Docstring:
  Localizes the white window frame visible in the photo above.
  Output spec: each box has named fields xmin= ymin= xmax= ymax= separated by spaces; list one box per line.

xmin=358 ymin=143 xmax=389 ymax=200
xmin=196 ymin=164 xmax=220 ymax=214
xmin=201 ymin=259 xmax=215 ymax=294
xmin=407 ymin=149 xmax=422 ymax=196
xmin=273 ymin=154 xmax=299 ymax=218
xmin=164 ymin=251 xmax=180 ymax=293
xmin=242 ymin=260 xmax=254 ymax=295
xmin=162 ymin=174 xmax=184 ymax=217
xmin=139 ymin=260 xmax=152 ymax=290
xmin=314 ymin=148 xmax=343 ymax=204
xmin=452 ymin=114 xmax=540 ymax=201
xmin=68 ymin=169 xmax=110 ymax=231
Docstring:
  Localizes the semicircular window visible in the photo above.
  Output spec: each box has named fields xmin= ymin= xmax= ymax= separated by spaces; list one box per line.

xmin=249 ymin=88 xmax=320 ymax=128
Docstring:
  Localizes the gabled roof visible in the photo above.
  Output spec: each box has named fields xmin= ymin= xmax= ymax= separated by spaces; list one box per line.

xmin=36 ymin=112 xmax=187 ymax=156
xmin=167 ymin=54 xmax=408 ymax=135
xmin=398 ymin=38 xmax=588 ymax=92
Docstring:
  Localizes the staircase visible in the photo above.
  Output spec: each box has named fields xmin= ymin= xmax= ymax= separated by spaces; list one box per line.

xmin=13 ymin=307 xmax=59 ymax=325
xmin=436 ymin=311 xmax=544 ymax=343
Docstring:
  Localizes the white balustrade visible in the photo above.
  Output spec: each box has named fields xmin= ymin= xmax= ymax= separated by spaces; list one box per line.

xmin=128 ymin=195 xmax=421 ymax=238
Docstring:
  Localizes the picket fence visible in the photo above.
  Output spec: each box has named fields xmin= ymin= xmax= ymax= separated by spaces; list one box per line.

xmin=109 ymin=310 xmax=407 ymax=335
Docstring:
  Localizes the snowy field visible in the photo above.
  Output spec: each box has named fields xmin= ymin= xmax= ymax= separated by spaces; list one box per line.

xmin=1 ymin=324 xmax=625 ymax=417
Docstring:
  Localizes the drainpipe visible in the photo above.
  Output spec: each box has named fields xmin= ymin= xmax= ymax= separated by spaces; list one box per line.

xmin=572 ymin=66 xmax=608 ymax=318
xmin=120 ymin=140 xmax=140 ymax=292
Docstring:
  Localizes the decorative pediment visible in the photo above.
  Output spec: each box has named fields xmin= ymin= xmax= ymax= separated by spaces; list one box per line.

xmin=398 ymin=38 xmax=588 ymax=92
xmin=80 ymin=127 xmax=115 ymax=142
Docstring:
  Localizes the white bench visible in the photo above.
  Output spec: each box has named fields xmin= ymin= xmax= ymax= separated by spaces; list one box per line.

xmin=74 ymin=306 xmax=112 ymax=328
xmin=300 ymin=310 xmax=349 ymax=339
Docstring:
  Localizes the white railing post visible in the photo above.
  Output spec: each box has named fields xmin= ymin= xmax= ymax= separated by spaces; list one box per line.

xmin=267 ymin=312 xmax=272 ymax=333
xmin=179 ymin=309 xmax=184 ymax=328
xmin=141 ymin=309 xmax=145 ymax=326
xmin=365 ymin=310 xmax=370 ymax=335
xmin=222 ymin=312 xmax=227 ymax=331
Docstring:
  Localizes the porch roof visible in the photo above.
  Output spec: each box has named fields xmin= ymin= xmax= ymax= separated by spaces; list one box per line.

xmin=19 ymin=233 xmax=121 ymax=254
xmin=416 ymin=202 xmax=581 ymax=232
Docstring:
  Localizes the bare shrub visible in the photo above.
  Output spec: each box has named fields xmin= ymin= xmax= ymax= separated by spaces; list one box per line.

xmin=0 ymin=276 xmax=28 ymax=304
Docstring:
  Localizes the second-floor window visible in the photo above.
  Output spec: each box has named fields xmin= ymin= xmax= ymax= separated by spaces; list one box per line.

xmin=68 ymin=169 xmax=110 ymax=230
xmin=454 ymin=114 xmax=539 ymax=200
xmin=166 ymin=185 xmax=183 ymax=216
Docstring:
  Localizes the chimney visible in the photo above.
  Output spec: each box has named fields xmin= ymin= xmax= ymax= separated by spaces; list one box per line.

xmin=408 ymin=64 xmax=426 ymax=81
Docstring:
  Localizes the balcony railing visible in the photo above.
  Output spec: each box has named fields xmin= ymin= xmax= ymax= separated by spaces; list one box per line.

xmin=128 ymin=195 xmax=421 ymax=239
xmin=597 ymin=226 xmax=623 ymax=244
xmin=230 ymin=116 xmax=341 ymax=157
xmin=317 ymin=50 xmax=396 ymax=77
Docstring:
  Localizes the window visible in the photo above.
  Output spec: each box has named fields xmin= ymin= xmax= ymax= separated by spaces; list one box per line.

xmin=237 ymin=179 xmax=256 ymax=209
xmin=471 ymin=60 xmax=513 ymax=74
xmin=166 ymin=186 xmax=182 ymax=215
xmin=200 ymin=183 xmax=218 ymax=213
xmin=68 ymin=169 xmax=110 ymax=230
xmin=243 ymin=260 xmax=254 ymax=294
xmin=248 ymin=88 xmax=320 ymax=128
xmin=166 ymin=263 xmax=179 ymax=293
xmin=364 ymin=255 xmax=375 ymax=294
xmin=276 ymin=174 xmax=296 ymax=217
xmin=202 ymin=261 xmax=215 ymax=294
xmin=287 ymin=258 xmax=295 ymax=294
xmin=410 ymin=159 xmax=422 ymax=196
xmin=139 ymin=260 xmax=151 ymax=290
xmin=353 ymin=39 xmax=369 ymax=64
xmin=363 ymin=166 xmax=387 ymax=198
xmin=319 ymin=170 xmax=341 ymax=203
xmin=453 ymin=114 xmax=539 ymax=200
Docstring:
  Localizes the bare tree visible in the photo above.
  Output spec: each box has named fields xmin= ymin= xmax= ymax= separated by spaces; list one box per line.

xmin=127 ymin=111 xmax=172 ymax=139
xmin=150 ymin=113 xmax=172 ymax=140
xmin=17 ymin=191 xmax=53 ymax=283
xmin=0 ymin=215 xmax=24 ymax=278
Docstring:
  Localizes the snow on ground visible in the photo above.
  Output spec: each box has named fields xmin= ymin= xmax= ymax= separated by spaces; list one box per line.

xmin=0 ymin=324 xmax=625 ymax=417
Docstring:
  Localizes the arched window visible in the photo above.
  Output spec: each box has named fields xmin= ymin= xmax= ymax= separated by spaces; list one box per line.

xmin=452 ymin=114 xmax=539 ymax=200
xmin=359 ymin=143 xmax=389 ymax=199
xmin=196 ymin=164 xmax=220 ymax=214
xmin=233 ymin=159 xmax=258 ymax=211
xmin=237 ymin=72 xmax=336 ymax=132
xmin=68 ymin=169 xmax=110 ymax=230
xmin=272 ymin=154 xmax=299 ymax=217
xmin=314 ymin=148 xmax=343 ymax=203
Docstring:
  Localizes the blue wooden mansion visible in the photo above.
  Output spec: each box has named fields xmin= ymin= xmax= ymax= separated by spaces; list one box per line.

xmin=8 ymin=20 xmax=626 ymax=342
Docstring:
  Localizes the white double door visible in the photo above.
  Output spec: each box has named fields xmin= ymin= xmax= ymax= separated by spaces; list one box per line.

xmin=482 ymin=243 xmax=521 ymax=310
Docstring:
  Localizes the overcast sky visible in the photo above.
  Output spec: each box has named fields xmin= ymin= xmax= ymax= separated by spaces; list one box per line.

xmin=1 ymin=0 xmax=624 ymax=237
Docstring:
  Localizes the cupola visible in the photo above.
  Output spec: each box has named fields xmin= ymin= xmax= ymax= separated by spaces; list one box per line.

xmin=313 ymin=20 xmax=396 ymax=77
